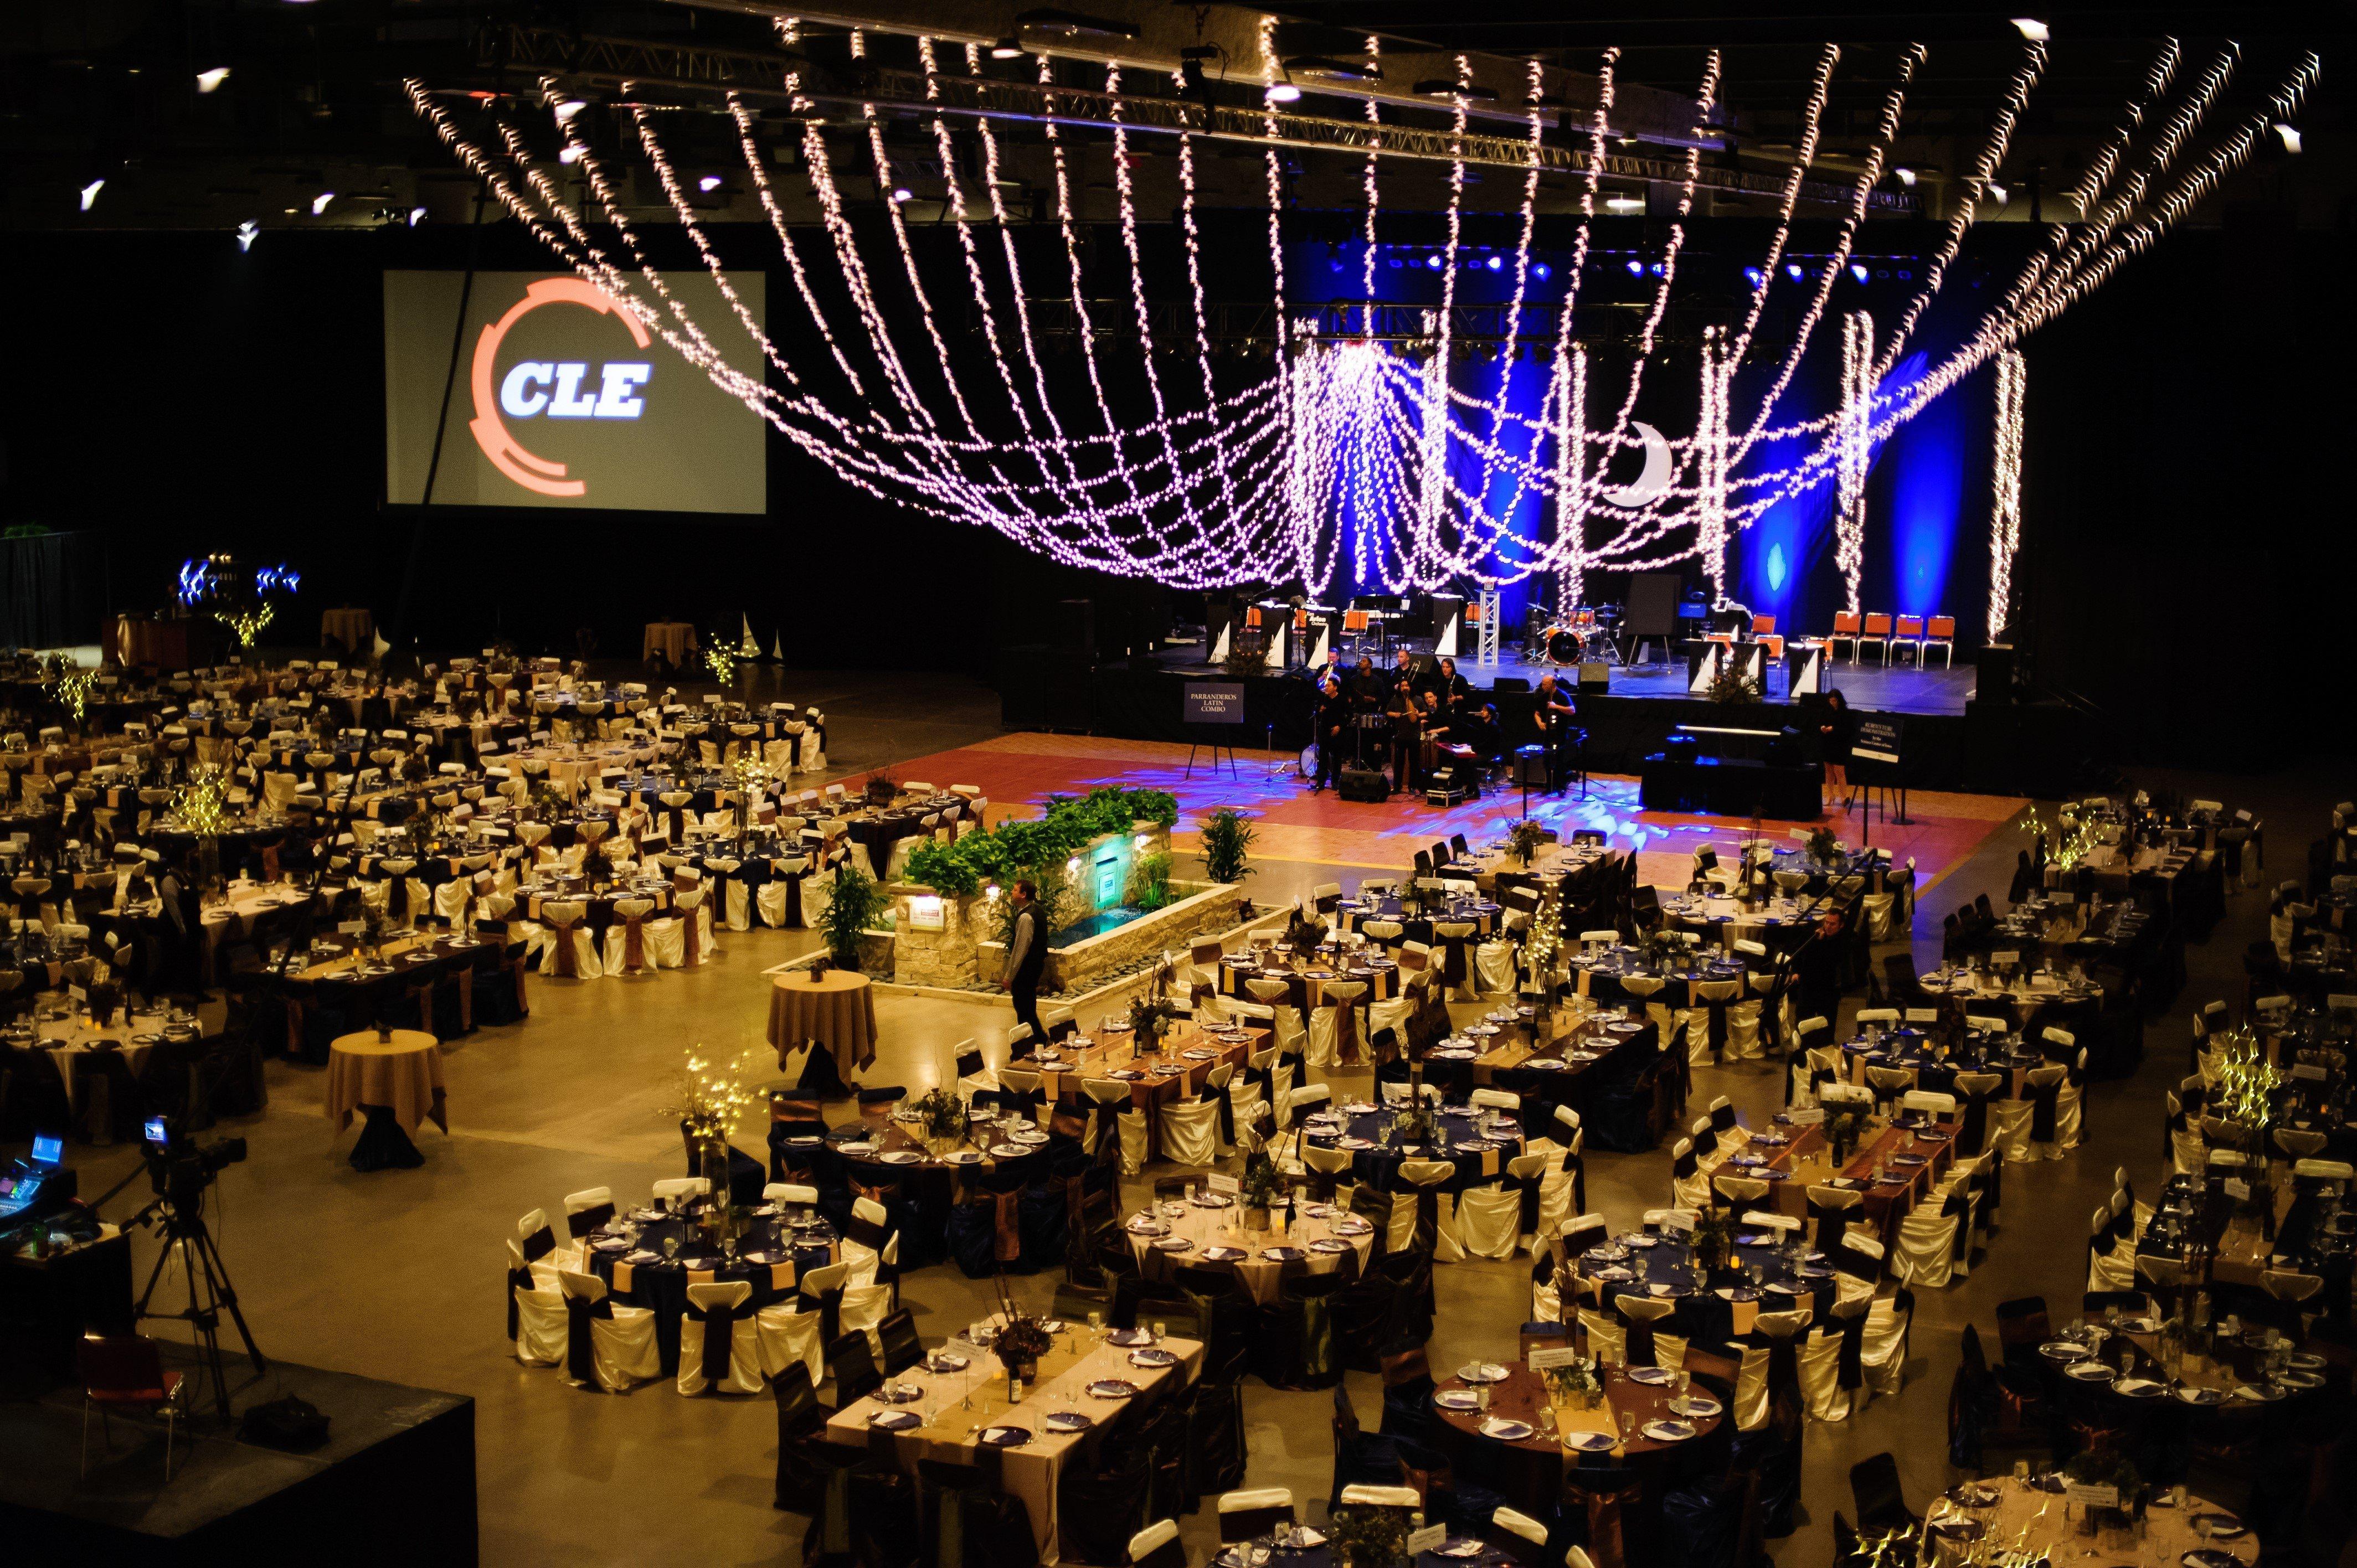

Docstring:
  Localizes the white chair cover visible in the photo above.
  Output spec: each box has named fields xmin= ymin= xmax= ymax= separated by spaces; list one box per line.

xmin=676 ymin=1281 xmax=764 ymax=1395
xmin=558 ymin=1270 xmax=659 ymax=1391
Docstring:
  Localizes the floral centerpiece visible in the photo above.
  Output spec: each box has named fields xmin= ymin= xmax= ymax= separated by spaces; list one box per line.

xmin=1327 ymin=1503 xmax=1413 ymax=1567
xmin=1807 ymin=824 xmax=1843 ymax=866
xmin=1506 ymin=818 xmax=1548 ymax=868
xmin=1824 ymin=1105 xmax=1869 ymax=1165
xmin=1544 ymin=1355 xmax=1606 ymax=1411
xmin=909 ymin=1085 xmax=968 ymax=1156
xmin=1690 ymin=1206 xmax=1737 ymax=1273
xmin=1128 ymin=992 xmax=1185 ymax=1056
xmin=2062 ymin=1448 xmax=2145 ymax=1533
xmin=989 ymin=1275 xmax=1055 ymax=1390
xmin=659 ymin=1043 xmax=764 ymax=1225
xmin=1390 ymin=1098 xmax=1440 ymax=1151
xmin=1285 ymin=908 xmax=1330 ymax=960
xmin=1239 ymin=1150 xmax=1283 ymax=1229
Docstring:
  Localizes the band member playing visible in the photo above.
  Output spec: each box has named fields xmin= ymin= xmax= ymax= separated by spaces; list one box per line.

xmin=1387 ymin=671 xmax=1422 ymax=793
xmin=1349 ymin=653 xmax=1388 ymax=711
xmin=1532 ymin=672 xmax=1580 ymax=792
xmin=1310 ymin=675 xmax=1350 ymax=793
xmin=1433 ymin=655 xmax=1473 ymax=718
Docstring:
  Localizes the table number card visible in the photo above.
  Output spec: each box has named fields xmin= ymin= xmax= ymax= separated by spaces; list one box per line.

xmin=1406 ymin=1525 xmax=1446 ymax=1554
xmin=1661 ymin=1211 xmax=1696 ymax=1236
xmin=1529 ymin=1346 xmax=1584 ymax=1371
xmin=2223 ymin=1177 xmax=2251 ymax=1202
xmin=2066 ymin=1483 xmax=2119 ymax=1511
xmin=1207 ymin=1173 xmax=1240 ymax=1196
xmin=1789 ymin=1108 xmax=1825 ymax=1126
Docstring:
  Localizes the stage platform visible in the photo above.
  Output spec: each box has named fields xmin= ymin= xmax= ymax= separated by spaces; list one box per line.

xmin=847 ymin=731 xmax=2027 ymax=904
xmin=1019 ymin=636 xmax=2094 ymax=798
xmin=0 ymin=1348 xmax=476 ymax=1566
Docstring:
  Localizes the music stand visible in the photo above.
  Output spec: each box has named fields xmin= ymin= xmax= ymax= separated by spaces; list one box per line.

xmin=1512 ymin=745 xmax=1549 ymax=817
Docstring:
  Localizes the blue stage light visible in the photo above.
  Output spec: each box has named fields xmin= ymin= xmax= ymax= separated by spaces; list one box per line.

xmin=1485 ymin=255 xmax=1502 ymax=271
xmin=1744 ymin=267 xmax=1763 ymax=286
xmin=1427 ymin=254 xmax=1444 ymax=270
xmin=1625 ymin=259 xmax=1643 ymax=275
xmin=1850 ymin=263 xmax=1869 ymax=284
xmin=1533 ymin=262 xmax=1550 ymax=280
xmin=1786 ymin=263 xmax=1804 ymax=281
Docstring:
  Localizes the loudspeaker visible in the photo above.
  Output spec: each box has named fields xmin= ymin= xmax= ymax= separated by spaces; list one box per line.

xmin=1491 ymin=675 xmax=1530 ymax=693
xmin=1337 ymin=765 xmax=1391 ymax=803
xmin=1577 ymin=661 xmax=1609 ymax=693
xmin=1624 ymin=571 xmax=1683 ymax=638
xmin=1430 ymin=594 xmax=1464 ymax=657
xmin=1976 ymin=643 xmax=2014 ymax=704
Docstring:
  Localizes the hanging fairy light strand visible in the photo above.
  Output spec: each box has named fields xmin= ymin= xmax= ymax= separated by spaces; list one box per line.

xmin=1988 ymin=349 xmax=2026 ymax=641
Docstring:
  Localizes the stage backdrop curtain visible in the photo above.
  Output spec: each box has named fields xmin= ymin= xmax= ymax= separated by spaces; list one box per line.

xmin=0 ymin=530 xmax=109 ymax=649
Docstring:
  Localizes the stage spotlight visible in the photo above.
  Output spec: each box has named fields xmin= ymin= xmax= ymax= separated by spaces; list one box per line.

xmin=1265 ymin=80 xmax=1301 ymax=105
xmin=1603 ymin=195 xmax=1643 ymax=215
xmin=1485 ymin=255 xmax=1502 ymax=271
xmin=698 ymin=175 xmax=723 ymax=192
xmin=1743 ymin=266 xmax=1763 ymax=286
xmin=558 ymin=145 xmax=585 ymax=165
xmin=891 ymin=186 xmax=914 ymax=203
xmin=1987 ymin=182 xmax=2009 ymax=207
xmin=196 ymin=66 xmax=230 ymax=93
xmin=1425 ymin=254 xmax=1444 ymax=270
xmin=2273 ymin=123 xmax=2303 ymax=154
xmin=408 ymin=205 xmax=426 ymax=226
xmin=235 ymin=219 xmax=259 ymax=251
xmin=80 ymin=178 xmax=104 ymax=212
xmin=1786 ymin=262 xmax=1804 ymax=281
xmin=2010 ymin=18 xmax=2050 ymax=42
xmin=990 ymin=36 xmax=1026 ymax=59
xmin=1625 ymin=259 xmax=1643 ymax=276
xmin=1533 ymin=262 xmax=1550 ymax=280
xmin=1849 ymin=263 xmax=1869 ymax=283
xmin=1891 ymin=166 xmax=1917 ymax=188
xmin=554 ymin=97 xmax=589 ymax=123
xmin=311 ymin=191 xmax=334 ymax=214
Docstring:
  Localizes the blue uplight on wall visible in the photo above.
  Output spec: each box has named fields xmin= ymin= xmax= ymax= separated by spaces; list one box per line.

xmin=1765 ymin=543 xmax=1788 ymax=594
xmin=1880 ymin=350 xmax=1959 ymax=620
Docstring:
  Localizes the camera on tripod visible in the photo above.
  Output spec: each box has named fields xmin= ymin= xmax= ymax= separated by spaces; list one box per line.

xmin=142 ymin=1116 xmax=246 ymax=1209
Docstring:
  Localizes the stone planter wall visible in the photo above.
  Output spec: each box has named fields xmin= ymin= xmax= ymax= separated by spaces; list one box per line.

xmin=979 ymin=879 xmax=1244 ymax=994
xmin=885 ymin=819 xmax=1179 ymax=991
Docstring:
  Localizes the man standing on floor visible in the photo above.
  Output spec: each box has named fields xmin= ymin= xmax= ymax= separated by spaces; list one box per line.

xmin=1000 ymin=878 xmax=1046 ymax=1054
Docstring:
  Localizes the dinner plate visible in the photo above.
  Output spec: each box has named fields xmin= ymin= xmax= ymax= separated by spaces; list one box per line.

xmin=942 ymin=1149 xmax=984 ymax=1165
xmin=1670 ymin=1395 xmax=1722 ymax=1419
xmin=2233 ymin=1384 xmax=2283 ymax=1401
xmin=1010 ymin=1128 xmax=1050 ymax=1145
xmin=1190 ymin=1193 xmax=1234 ymax=1209
xmin=1434 ymin=1389 xmax=1481 ymax=1411
xmin=1107 ymin=1328 xmax=1156 ymax=1347
xmin=1259 ymin=1246 xmax=1306 ymax=1261
xmin=1479 ymin=1417 xmax=1535 ymax=1442
xmin=1565 ymin=1430 xmax=1619 ymax=1452
xmin=2063 ymin=1361 xmax=2114 ymax=1381
xmin=1642 ymin=1420 xmax=1696 ymax=1443
xmin=1152 ymin=1237 xmax=1194 ymax=1253
xmin=1310 ymin=1238 xmax=1354 ymax=1254
xmin=868 ymin=1410 xmax=922 ymax=1430
xmin=1087 ymin=1379 xmax=1140 ymax=1400
xmin=1198 ymin=1246 xmax=1249 ymax=1262
xmin=1337 ymin=1137 xmax=1376 ymax=1151
xmin=873 ymin=1383 xmax=925 ymax=1405
xmin=1589 ymin=1266 xmax=1633 ymax=1283
xmin=1429 ymin=1541 xmax=1488 ymax=1560
xmin=1129 ymin=1348 xmax=1179 ymax=1368
xmin=2113 ymin=1378 xmax=2166 ymax=1397
xmin=925 ymin=1354 xmax=971 ymax=1373
xmin=2174 ymin=1386 xmax=2226 ymax=1405
xmin=1304 ymin=1204 xmax=1341 ymax=1219
xmin=989 ymin=1144 xmax=1031 ymax=1159
xmin=1456 ymin=1362 xmax=1510 ymax=1384
xmin=1125 ymin=1220 xmax=1169 ymax=1236
xmin=1525 ymin=1058 xmax=1567 ymax=1071
xmin=2278 ymin=1369 xmax=2324 ymax=1390
xmin=2037 ymin=1341 xmax=2086 ymax=1359
xmin=1043 ymin=1411 xmax=1093 ymax=1432
xmin=593 ymin=1237 xmax=629 ymax=1252
xmin=836 ymin=1142 xmax=878 ymax=1156
xmin=877 ymin=1151 xmax=923 ymax=1165
xmin=1625 ymin=1366 xmax=1676 ymax=1386
xmin=977 ymin=1426 xmax=1032 ymax=1447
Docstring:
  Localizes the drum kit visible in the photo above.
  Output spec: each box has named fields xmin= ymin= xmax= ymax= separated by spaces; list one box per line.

xmin=1537 ymin=605 xmax=1623 ymax=667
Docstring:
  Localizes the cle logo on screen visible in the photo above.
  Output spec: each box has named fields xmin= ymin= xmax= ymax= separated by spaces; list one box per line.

xmin=467 ymin=277 xmax=653 ymax=498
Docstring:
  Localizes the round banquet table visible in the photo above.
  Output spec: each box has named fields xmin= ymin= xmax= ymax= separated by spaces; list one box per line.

xmin=1920 ymin=1475 xmax=2255 ymax=1567
xmin=325 ymin=1028 xmax=447 ymax=1170
xmin=1427 ymin=1359 xmax=1730 ymax=1521
xmin=642 ymin=621 xmax=699 ymax=665
xmin=769 ymin=969 xmax=877 ymax=1080
xmin=1302 ymin=1102 xmax=1524 ymax=1193
xmin=583 ymin=1204 xmax=839 ymax=1374
xmin=320 ymin=606 xmax=374 ymax=653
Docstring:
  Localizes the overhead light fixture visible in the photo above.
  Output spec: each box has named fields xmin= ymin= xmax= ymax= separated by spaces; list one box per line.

xmin=235 ymin=220 xmax=259 ymax=251
xmin=1987 ymin=182 xmax=2009 ymax=206
xmin=1533 ymin=262 xmax=1550 ymax=280
xmin=553 ymin=96 xmax=588 ymax=123
xmin=407 ymin=205 xmax=426 ymax=226
xmin=2010 ymin=18 xmax=2050 ymax=41
xmin=1785 ymin=262 xmax=1804 ymax=281
xmin=1264 ymin=82 xmax=1299 ymax=104
xmin=2273 ymin=122 xmax=2303 ymax=154
xmin=79 ymin=178 xmax=105 ymax=212
xmin=1849 ymin=263 xmax=1869 ymax=283
xmin=310 ymin=191 xmax=334 ymax=215
xmin=558 ymin=145 xmax=585 ymax=165
xmin=1603 ymin=195 xmax=1643 ymax=215
xmin=1624 ymin=259 xmax=1643 ymax=276
xmin=698 ymin=175 xmax=723 ymax=192
xmin=891 ymin=185 xmax=913 ymax=203
xmin=1891 ymin=166 xmax=1917 ymax=188
xmin=1484 ymin=255 xmax=1502 ymax=272
xmin=1425 ymin=254 xmax=1444 ymax=270
xmin=196 ymin=66 xmax=230 ymax=93
xmin=989 ymin=35 xmax=1025 ymax=60
xmin=1284 ymin=56 xmax=1381 ymax=84
xmin=1014 ymin=9 xmax=1139 ymax=42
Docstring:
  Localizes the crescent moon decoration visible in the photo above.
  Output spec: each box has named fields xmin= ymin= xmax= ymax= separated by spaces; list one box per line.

xmin=400 ymin=34 xmax=2319 ymax=594
xmin=1598 ymin=422 xmax=1674 ymax=509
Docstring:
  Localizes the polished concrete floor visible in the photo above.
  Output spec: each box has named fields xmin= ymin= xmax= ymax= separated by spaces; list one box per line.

xmin=32 ymin=669 xmax=2347 ymax=1565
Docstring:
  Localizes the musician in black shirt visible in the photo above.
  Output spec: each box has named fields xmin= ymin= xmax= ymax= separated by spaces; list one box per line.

xmin=1310 ymin=676 xmax=1350 ymax=793
xmin=1533 ymin=673 xmax=1580 ymax=792
xmin=1433 ymin=656 xmax=1474 ymax=717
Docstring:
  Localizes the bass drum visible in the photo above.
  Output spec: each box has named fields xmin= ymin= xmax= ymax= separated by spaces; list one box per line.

xmin=1542 ymin=626 xmax=1584 ymax=664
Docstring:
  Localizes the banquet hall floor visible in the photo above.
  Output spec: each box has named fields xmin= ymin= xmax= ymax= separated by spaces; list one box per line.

xmin=37 ymin=715 xmax=2348 ymax=1565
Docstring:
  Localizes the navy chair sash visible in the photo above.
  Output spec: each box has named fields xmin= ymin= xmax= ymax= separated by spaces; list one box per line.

xmin=687 ymin=1293 xmax=750 ymax=1386
xmin=563 ymin=1291 xmax=613 ymax=1384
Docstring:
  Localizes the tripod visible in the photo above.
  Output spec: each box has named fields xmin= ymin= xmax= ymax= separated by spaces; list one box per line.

xmin=131 ymin=1189 xmax=267 ymax=1422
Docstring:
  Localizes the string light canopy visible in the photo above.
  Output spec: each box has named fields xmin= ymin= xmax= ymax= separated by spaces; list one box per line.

xmin=405 ymin=29 xmax=2317 ymax=603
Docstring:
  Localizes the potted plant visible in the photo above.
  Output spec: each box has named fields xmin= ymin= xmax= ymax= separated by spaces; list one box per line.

xmin=1239 ymin=1151 xmax=1282 ymax=1231
xmin=1545 ymin=1355 xmax=1607 ymax=1412
xmin=1200 ymin=807 xmax=1256 ymax=914
xmin=1124 ymin=850 xmax=1173 ymax=912
xmin=817 ymin=863 xmax=889 ymax=972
